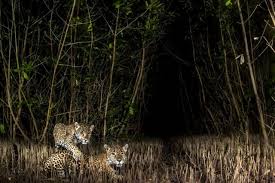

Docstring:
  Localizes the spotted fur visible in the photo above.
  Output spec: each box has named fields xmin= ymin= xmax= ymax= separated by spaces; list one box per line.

xmin=43 ymin=152 xmax=78 ymax=177
xmin=43 ymin=144 xmax=129 ymax=178
xmin=91 ymin=144 xmax=129 ymax=178
xmin=53 ymin=122 xmax=94 ymax=161
xmin=62 ymin=142 xmax=84 ymax=161
xmin=53 ymin=122 xmax=94 ymax=147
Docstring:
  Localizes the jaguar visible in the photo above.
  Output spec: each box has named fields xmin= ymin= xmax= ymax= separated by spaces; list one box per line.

xmin=43 ymin=151 xmax=78 ymax=177
xmin=91 ymin=143 xmax=129 ymax=179
xmin=53 ymin=122 xmax=94 ymax=148
xmin=43 ymin=144 xmax=129 ymax=178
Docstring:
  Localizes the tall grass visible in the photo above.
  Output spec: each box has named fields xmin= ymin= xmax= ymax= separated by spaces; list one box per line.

xmin=1 ymin=136 xmax=275 ymax=182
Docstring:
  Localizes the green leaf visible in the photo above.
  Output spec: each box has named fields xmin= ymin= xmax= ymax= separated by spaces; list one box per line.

xmin=126 ymin=7 xmax=132 ymax=15
xmin=129 ymin=106 xmax=134 ymax=116
xmin=114 ymin=0 xmax=121 ymax=9
xmin=87 ymin=23 xmax=93 ymax=32
xmin=0 ymin=124 xmax=5 ymax=134
xmin=23 ymin=71 xmax=29 ymax=80
xmin=145 ymin=1 xmax=148 ymax=8
xmin=225 ymin=0 xmax=232 ymax=7
xmin=14 ymin=68 xmax=20 ymax=73
xmin=22 ymin=63 xmax=33 ymax=73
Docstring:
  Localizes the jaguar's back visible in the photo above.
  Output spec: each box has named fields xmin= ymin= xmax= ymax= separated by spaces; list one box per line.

xmin=53 ymin=122 xmax=94 ymax=147
xmin=43 ymin=152 xmax=77 ymax=177
xmin=53 ymin=122 xmax=94 ymax=161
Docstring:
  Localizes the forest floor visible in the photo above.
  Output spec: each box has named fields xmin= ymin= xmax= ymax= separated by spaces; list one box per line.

xmin=0 ymin=136 xmax=275 ymax=183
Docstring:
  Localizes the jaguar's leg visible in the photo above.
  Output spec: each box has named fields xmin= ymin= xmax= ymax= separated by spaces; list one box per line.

xmin=63 ymin=143 xmax=83 ymax=161
xmin=104 ymin=167 xmax=122 ymax=179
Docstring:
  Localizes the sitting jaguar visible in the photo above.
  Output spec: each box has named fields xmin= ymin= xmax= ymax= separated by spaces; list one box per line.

xmin=43 ymin=144 xmax=129 ymax=178
xmin=53 ymin=122 xmax=95 ymax=147
xmin=88 ymin=144 xmax=128 ymax=179
xmin=95 ymin=144 xmax=129 ymax=170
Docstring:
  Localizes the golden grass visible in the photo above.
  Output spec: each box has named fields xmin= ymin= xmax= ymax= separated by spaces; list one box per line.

xmin=0 ymin=136 xmax=275 ymax=182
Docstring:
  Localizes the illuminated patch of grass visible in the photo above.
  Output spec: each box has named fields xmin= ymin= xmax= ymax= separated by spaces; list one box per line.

xmin=0 ymin=136 xmax=274 ymax=182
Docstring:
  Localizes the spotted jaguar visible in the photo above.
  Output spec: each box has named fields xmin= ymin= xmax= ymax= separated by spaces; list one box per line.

xmin=60 ymin=142 xmax=84 ymax=162
xmin=43 ymin=144 xmax=129 ymax=178
xmin=43 ymin=151 xmax=78 ymax=177
xmin=53 ymin=122 xmax=94 ymax=148
xmin=53 ymin=122 xmax=94 ymax=161
xmin=91 ymin=143 xmax=129 ymax=179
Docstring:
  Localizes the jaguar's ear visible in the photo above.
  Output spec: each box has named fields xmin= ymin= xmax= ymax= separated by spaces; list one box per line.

xmin=123 ymin=144 xmax=128 ymax=152
xmin=104 ymin=144 xmax=110 ymax=151
xmin=90 ymin=125 xmax=95 ymax=132
xmin=74 ymin=122 xmax=80 ymax=130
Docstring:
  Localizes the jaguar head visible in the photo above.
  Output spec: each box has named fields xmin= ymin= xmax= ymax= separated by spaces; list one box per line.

xmin=104 ymin=144 xmax=128 ymax=168
xmin=74 ymin=122 xmax=95 ymax=144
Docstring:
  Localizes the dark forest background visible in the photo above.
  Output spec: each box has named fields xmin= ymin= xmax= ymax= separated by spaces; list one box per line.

xmin=0 ymin=0 xmax=274 ymax=143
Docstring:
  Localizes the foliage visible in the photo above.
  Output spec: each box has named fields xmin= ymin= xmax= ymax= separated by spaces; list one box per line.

xmin=179 ymin=0 xmax=274 ymax=135
xmin=0 ymin=0 xmax=274 ymax=140
xmin=0 ymin=0 xmax=173 ymax=140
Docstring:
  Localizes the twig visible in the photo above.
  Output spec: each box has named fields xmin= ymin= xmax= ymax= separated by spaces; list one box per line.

xmin=40 ymin=0 xmax=77 ymax=143
xmin=103 ymin=8 xmax=120 ymax=140
xmin=237 ymin=0 xmax=268 ymax=145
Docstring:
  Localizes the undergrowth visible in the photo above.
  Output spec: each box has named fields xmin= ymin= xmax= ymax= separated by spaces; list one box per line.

xmin=0 ymin=136 xmax=275 ymax=182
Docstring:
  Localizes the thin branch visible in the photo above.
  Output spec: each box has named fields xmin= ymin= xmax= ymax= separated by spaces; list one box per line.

xmin=40 ymin=0 xmax=77 ymax=143
xmin=237 ymin=0 xmax=268 ymax=145
xmin=103 ymin=8 xmax=120 ymax=140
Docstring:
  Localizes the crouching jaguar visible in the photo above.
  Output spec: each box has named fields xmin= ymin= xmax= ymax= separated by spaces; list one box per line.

xmin=53 ymin=122 xmax=94 ymax=161
xmin=53 ymin=122 xmax=95 ymax=147
xmin=43 ymin=144 xmax=129 ymax=178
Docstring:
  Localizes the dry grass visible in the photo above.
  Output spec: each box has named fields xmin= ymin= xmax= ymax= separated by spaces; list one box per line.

xmin=0 ymin=136 xmax=275 ymax=182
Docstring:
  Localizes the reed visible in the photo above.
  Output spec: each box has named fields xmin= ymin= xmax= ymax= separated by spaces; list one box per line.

xmin=0 ymin=136 xmax=274 ymax=182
